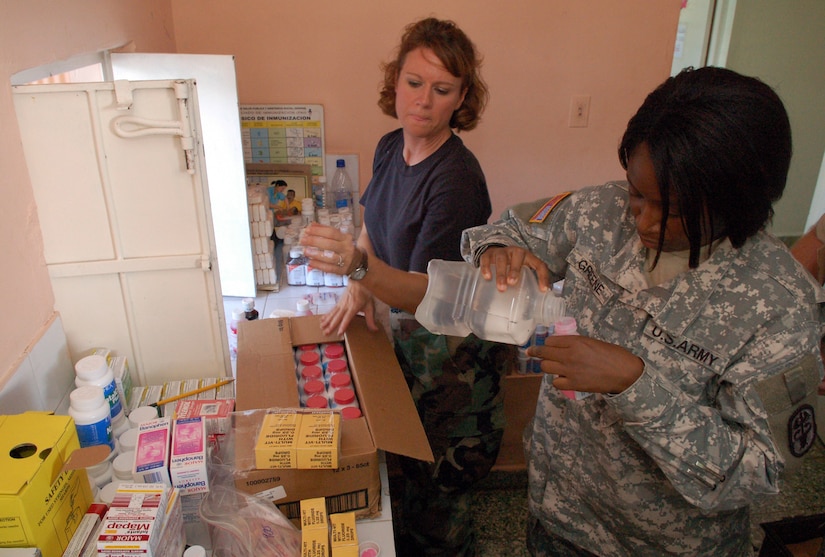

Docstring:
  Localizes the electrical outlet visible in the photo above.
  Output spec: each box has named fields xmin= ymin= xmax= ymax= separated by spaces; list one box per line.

xmin=568 ymin=95 xmax=591 ymax=128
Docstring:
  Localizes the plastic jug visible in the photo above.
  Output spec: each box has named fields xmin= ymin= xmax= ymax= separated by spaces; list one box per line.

xmin=415 ymin=259 xmax=566 ymax=345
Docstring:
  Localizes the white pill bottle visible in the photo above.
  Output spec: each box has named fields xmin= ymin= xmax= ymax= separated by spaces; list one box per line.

xmin=75 ymin=354 xmax=127 ymax=436
xmin=69 ymin=385 xmax=114 ymax=451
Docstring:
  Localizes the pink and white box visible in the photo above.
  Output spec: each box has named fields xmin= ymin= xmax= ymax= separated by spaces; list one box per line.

xmin=170 ymin=416 xmax=209 ymax=495
xmin=133 ymin=417 xmax=172 ymax=486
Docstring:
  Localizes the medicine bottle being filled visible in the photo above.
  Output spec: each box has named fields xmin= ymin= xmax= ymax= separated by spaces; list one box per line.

xmin=553 ymin=316 xmax=591 ymax=400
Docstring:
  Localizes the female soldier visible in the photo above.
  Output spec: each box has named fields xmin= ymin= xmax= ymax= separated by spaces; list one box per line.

xmin=461 ymin=67 xmax=825 ymax=555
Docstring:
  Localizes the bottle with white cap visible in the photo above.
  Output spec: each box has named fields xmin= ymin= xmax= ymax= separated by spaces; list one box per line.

xmin=128 ymin=405 xmax=159 ymax=429
xmin=69 ymin=385 xmax=114 ymax=451
xmin=113 ymin=451 xmax=136 ymax=483
xmin=184 ymin=546 xmax=207 ymax=557
xmin=75 ymin=354 xmax=127 ymax=436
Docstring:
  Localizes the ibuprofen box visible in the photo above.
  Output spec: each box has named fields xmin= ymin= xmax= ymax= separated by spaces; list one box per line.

xmin=233 ymin=315 xmax=433 ymax=519
xmin=0 ymin=413 xmax=93 ymax=557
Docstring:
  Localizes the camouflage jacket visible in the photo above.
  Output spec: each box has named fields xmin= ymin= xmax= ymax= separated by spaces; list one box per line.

xmin=461 ymin=182 xmax=825 ymax=556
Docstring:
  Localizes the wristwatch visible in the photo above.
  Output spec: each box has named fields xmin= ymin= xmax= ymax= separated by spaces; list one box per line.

xmin=349 ymin=248 xmax=369 ymax=281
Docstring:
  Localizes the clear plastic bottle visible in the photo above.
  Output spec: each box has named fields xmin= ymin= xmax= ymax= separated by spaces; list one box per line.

xmin=415 ymin=260 xmax=567 ymax=346
xmin=287 ymin=248 xmax=307 ymax=286
xmin=330 ymin=159 xmax=353 ymax=214
xmin=314 ymin=176 xmax=328 ymax=210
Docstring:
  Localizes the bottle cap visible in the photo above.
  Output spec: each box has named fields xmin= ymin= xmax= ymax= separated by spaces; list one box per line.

xmin=301 ymin=365 xmax=323 ymax=382
xmin=128 ymin=406 xmax=159 ymax=429
xmin=554 ymin=316 xmax=578 ymax=335
xmin=297 ymin=299 xmax=310 ymax=312
xmin=341 ymin=406 xmax=362 ymax=420
xmin=113 ymin=451 xmax=135 ymax=480
xmin=303 ymin=380 xmax=325 ymax=396
xmin=242 ymin=298 xmax=255 ymax=311
xmin=327 ymin=359 xmax=348 ymax=375
xmin=323 ymin=343 xmax=345 ymax=360
xmin=329 ymin=372 xmax=351 ymax=389
xmin=305 ymin=395 xmax=328 ymax=409
xmin=290 ymin=248 xmax=304 ymax=258
xmin=336 ymin=159 xmax=345 ymax=167
xmin=74 ymin=355 xmax=109 ymax=380
xmin=70 ymin=386 xmax=105 ymax=411
xmin=334 ymin=387 xmax=356 ymax=405
xmin=299 ymin=351 xmax=320 ymax=366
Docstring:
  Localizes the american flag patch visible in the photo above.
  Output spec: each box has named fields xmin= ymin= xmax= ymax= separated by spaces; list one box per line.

xmin=529 ymin=192 xmax=572 ymax=223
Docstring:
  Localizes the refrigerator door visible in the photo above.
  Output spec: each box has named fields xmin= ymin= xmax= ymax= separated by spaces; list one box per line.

xmin=13 ymin=78 xmax=230 ymax=385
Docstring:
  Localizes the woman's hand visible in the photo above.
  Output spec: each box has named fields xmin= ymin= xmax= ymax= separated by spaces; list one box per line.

xmin=529 ymin=336 xmax=644 ymax=395
xmin=320 ymin=281 xmax=378 ymax=336
xmin=299 ymin=223 xmax=359 ymax=276
xmin=478 ymin=246 xmax=553 ymax=292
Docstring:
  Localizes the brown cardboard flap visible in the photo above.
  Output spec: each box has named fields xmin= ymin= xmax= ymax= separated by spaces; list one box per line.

xmin=344 ymin=317 xmax=434 ymax=462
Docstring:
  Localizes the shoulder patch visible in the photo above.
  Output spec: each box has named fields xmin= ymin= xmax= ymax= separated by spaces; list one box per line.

xmin=529 ymin=192 xmax=572 ymax=223
xmin=788 ymin=404 xmax=816 ymax=458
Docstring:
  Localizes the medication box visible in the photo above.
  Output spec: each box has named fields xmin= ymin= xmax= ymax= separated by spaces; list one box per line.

xmin=0 ymin=413 xmax=93 ymax=557
xmin=133 ymin=418 xmax=172 ymax=486
xmin=234 ymin=315 xmax=433 ymax=519
xmin=170 ymin=417 xmax=208 ymax=495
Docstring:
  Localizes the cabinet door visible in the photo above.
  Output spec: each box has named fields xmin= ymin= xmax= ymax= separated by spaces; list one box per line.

xmin=111 ymin=53 xmax=255 ymax=298
xmin=13 ymin=79 xmax=230 ymax=385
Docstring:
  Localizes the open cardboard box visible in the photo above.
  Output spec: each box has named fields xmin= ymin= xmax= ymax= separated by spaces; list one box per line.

xmin=232 ymin=315 xmax=433 ymax=519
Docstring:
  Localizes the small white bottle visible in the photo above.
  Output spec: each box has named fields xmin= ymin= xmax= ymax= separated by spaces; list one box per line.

xmin=184 ymin=546 xmax=207 ymax=557
xmin=296 ymin=299 xmax=314 ymax=316
xmin=69 ymin=385 xmax=114 ymax=451
xmin=228 ymin=306 xmax=246 ymax=361
xmin=113 ymin=451 xmax=136 ymax=483
xmin=119 ymin=427 xmax=139 ymax=453
xmin=128 ymin=405 xmax=159 ymax=429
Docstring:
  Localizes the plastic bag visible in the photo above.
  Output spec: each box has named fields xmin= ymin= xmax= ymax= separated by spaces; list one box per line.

xmin=201 ymin=460 xmax=301 ymax=557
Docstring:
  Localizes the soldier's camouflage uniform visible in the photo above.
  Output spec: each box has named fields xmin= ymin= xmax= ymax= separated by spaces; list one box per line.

xmin=392 ymin=312 xmax=516 ymax=557
xmin=461 ymin=182 xmax=825 ymax=556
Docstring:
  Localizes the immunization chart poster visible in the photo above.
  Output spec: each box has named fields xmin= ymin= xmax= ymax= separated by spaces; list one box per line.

xmin=239 ymin=104 xmax=326 ymax=177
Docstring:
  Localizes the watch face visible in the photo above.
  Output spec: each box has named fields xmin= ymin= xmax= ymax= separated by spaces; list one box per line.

xmin=350 ymin=266 xmax=367 ymax=281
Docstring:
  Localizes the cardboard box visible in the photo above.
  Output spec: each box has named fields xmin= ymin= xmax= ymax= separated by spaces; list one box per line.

xmin=494 ymin=373 xmax=543 ymax=471
xmin=233 ymin=315 xmax=432 ymax=519
xmin=0 ymin=413 xmax=94 ymax=557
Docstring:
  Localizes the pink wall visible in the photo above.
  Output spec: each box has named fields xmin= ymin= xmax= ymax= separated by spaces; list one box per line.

xmin=171 ymin=0 xmax=680 ymax=218
xmin=0 ymin=0 xmax=679 ymax=385
xmin=0 ymin=0 xmax=176 ymax=383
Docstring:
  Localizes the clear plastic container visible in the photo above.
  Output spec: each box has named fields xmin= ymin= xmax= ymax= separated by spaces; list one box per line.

xmin=415 ymin=259 xmax=567 ymax=346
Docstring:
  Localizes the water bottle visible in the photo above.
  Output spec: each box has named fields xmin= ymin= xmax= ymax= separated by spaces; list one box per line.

xmin=330 ymin=159 xmax=353 ymax=213
xmin=415 ymin=259 xmax=566 ymax=346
